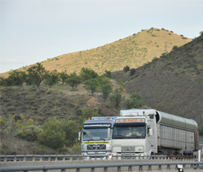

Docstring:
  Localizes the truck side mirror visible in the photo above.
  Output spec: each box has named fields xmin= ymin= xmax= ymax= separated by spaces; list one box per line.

xmin=149 ymin=128 xmax=153 ymax=136
xmin=78 ymin=132 xmax=81 ymax=141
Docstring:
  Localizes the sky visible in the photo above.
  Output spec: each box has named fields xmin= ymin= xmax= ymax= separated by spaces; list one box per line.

xmin=0 ymin=0 xmax=203 ymax=73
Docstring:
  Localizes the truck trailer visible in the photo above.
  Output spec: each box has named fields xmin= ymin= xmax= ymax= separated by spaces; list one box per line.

xmin=78 ymin=116 xmax=116 ymax=160
xmin=112 ymin=109 xmax=199 ymax=158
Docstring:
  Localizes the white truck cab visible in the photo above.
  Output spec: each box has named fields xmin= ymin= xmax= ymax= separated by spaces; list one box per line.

xmin=78 ymin=116 xmax=116 ymax=160
xmin=112 ymin=109 xmax=156 ymax=158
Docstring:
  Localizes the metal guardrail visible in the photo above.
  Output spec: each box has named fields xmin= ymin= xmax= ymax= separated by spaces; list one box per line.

xmin=0 ymin=161 xmax=203 ymax=172
xmin=1 ymin=154 xmax=195 ymax=162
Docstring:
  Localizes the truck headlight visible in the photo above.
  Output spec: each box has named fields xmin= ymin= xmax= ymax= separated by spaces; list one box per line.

xmin=106 ymin=153 xmax=112 ymax=159
xmin=140 ymin=153 xmax=145 ymax=156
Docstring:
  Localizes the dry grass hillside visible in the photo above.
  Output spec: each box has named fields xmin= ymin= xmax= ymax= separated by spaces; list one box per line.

xmin=0 ymin=28 xmax=191 ymax=78
xmin=112 ymin=34 xmax=203 ymax=127
xmin=0 ymin=80 xmax=130 ymax=154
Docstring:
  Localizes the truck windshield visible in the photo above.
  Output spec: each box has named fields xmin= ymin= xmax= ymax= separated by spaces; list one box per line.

xmin=112 ymin=125 xmax=146 ymax=139
xmin=83 ymin=128 xmax=111 ymax=141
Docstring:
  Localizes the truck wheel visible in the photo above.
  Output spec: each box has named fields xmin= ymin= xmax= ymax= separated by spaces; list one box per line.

xmin=150 ymin=152 xmax=155 ymax=159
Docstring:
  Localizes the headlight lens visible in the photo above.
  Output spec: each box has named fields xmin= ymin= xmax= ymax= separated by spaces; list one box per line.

xmin=140 ymin=153 xmax=145 ymax=156
xmin=106 ymin=153 xmax=112 ymax=159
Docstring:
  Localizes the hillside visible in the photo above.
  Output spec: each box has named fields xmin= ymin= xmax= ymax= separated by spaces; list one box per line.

xmin=0 ymin=82 xmax=125 ymax=125
xmin=0 ymin=28 xmax=191 ymax=78
xmin=1 ymin=80 xmax=131 ymax=154
xmin=112 ymin=34 xmax=203 ymax=127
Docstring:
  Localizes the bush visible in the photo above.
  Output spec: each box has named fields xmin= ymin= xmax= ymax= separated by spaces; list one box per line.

xmin=38 ymin=130 xmax=65 ymax=149
xmin=123 ymin=66 xmax=130 ymax=72
xmin=71 ymin=142 xmax=81 ymax=154
xmin=101 ymin=83 xmax=112 ymax=101
xmin=61 ymin=120 xmax=79 ymax=147
xmin=125 ymin=93 xmax=144 ymax=109
xmin=38 ymin=118 xmax=66 ymax=149
xmin=15 ymin=125 xmax=42 ymax=141
xmin=172 ymin=45 xmax=179 ymax=51
xmin=104 ymin=70 xmax=111 ymax=78
xmin=80 ymin=68 xmax=98 ymax=81
xmin=110 ymin=88 xmax=124 ymax=108
xmin=130 ymin=68 xmax=136 ymax=75
xmin=78 ymin=107 xmax=100 ymax=129
xmin=199 ymin=126 xmax=203 ymax=135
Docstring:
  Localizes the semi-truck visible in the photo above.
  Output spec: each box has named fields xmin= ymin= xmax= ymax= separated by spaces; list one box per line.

xmin=78 ymin=116 xmax=116 ymax=160
xmin=112 ymin=109 xmax=199 ymax=158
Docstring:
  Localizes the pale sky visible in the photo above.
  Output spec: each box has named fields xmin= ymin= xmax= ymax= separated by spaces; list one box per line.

xmin=0 ymin=0 xmax=203 ymax=73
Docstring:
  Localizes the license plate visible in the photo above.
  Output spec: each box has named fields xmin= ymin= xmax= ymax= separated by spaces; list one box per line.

xmin=121 ymin=153 xmax=134 ymax=159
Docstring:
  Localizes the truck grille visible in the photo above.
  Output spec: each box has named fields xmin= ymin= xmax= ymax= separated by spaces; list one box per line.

xmin=121 ymin=146 xmax=135 ymax=152
xmin=87 ymin=144 xmax=106 ymax=150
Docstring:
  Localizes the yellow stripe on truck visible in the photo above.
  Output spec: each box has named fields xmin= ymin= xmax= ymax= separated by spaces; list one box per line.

xmin=83 ymin=141 xmax=110 ymax=144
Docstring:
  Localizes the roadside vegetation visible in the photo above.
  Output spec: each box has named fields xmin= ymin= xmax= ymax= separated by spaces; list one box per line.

xmin=0 ymin=65 xmax=145 ymax=154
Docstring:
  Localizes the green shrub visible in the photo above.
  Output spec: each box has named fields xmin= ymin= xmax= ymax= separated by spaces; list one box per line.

xmin=123 ymin=66 xmax=130 ymax=72
xmin=199 ymin=126 xmax=203 ymax=135
xmin=101 ymin=83 xmax=112 ymax=101
xmin=80 ymin=68 xmax=98 ymax=81
xmin=38 ymin=118 xmax=66 ymax=149
xmin=125 ymin=93 xmax=144 ymax=109
xmin=71 ymin=142 xmax=81 ymax=154
xmin=15 ymin=125 xmax=42 ymax=141
xmin=172 ymin=45 xmax=179 ymax=51
xmin=65 ymin=72 xmax=82 ymax=90
xmin=152 ymin=57 xmax=158 ymax=62
xmin=84 ymin=78 xmax=99 ymax=95
xmin=82 ymin=107 xmax=99 ymax=119
xmin=61 ymin=120 xmax=79 ymax=147
xmin=38 ymin=129 xmax=65 ymax=149
xmin=110 ymin=88 xmax=124 ymax=108
xmin=104 ymin=70 xmax=111 ymax=78
xmin=130 ymin=68 xmax=136 ymax=75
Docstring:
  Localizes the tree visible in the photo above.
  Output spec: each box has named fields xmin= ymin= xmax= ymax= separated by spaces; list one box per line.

xmin=104 ymin=70 xmax=111 ymax=78
xmin=44 ymin=70 xmax=59 ymax=87
xmin=172 ymin=45 xmax=179 ymax=51
xmin=101 ymin=83 xmax=112 ymax=101
xmin=0 ymin=77 xmax=9 ymax=86
xmin=65 ymin=72 xmax=82 ymax=90
xmin=110 ymin=88 xmax=124 ymax=108
xmin=38 ymin=118 xmax=65 ymax=149
xmin=24 ymin=72 xmax=34 ymax=85
xmin=123 ymin=66 xmax=130 ymax=72
xmin=77 ymin=107 xmax=100 ymax=129
xmin=27 ymin=63 xmax=46 ymax=88
xmin=84 ymin=78 xmax=99 ymax=95
xmin=80 ymin=68 xmax=98 ymax=81
xmin=61 ymin=120 xmax=79 ymax=147
xmin=5 ymin=70 xmax=26 ymax=86
xmin=59 ymin=70 xmax=69 ymax=84
xmin=125 ymin=93 xmax=144 ymax=109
